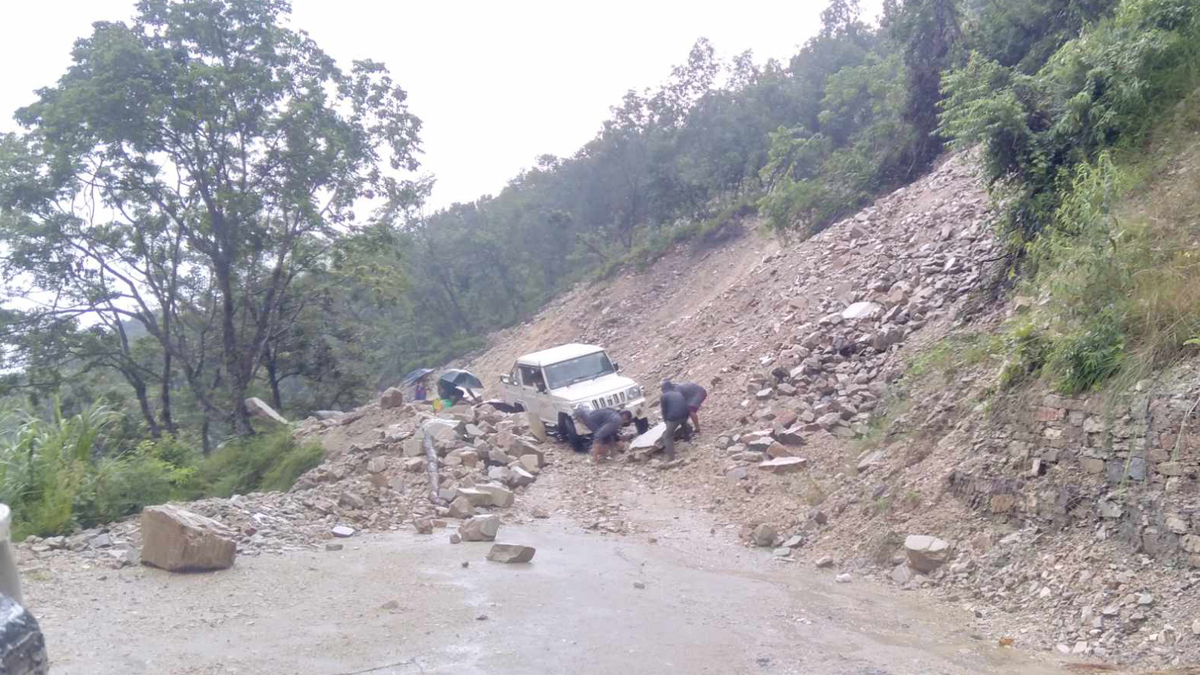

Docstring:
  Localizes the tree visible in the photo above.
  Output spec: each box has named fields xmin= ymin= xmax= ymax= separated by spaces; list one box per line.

xmin=887 ymin=0 xmax=963 ymax=169
xmin=0 ymin=0 xmax=422 ymax=436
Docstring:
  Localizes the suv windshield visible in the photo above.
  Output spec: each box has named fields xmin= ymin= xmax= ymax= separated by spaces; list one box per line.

xmin=542 ymin=352 xmax=615 ymax=389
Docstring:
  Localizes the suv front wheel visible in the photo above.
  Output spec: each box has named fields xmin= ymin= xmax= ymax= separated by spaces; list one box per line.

xmin=557 ymin=414 xmax=586 ymax=453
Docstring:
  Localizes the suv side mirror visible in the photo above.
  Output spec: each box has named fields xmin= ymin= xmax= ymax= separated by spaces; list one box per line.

xmin=536 ymin=383 xmax=546 ymax=393
xmin=613 ymin=362 xmax=621 ymax=371
xmin=500 ymin=375 xmax=510 ymax=385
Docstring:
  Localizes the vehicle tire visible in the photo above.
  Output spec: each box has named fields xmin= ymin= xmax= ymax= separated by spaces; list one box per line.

xmin=558 ymin=414 xmax=586 ymax=453
xmin=634 ymin=416 xmax=650 ymax=435
xmin=0 ymin=595 xmax=48 ymax=675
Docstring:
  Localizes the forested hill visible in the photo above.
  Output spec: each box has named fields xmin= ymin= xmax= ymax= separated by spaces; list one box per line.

xmin=0 ymin=0 xmax=1197 ymax=537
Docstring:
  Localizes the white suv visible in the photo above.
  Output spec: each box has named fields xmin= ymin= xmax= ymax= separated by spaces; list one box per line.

xmin=499 ymin=343 xmax=650 ymax=447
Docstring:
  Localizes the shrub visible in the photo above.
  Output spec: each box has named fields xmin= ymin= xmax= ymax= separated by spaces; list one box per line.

xmin=1049 ymin=312 xmax=1127 ymax=393
xmin=193 ymin=429 xmax=324 ymax=498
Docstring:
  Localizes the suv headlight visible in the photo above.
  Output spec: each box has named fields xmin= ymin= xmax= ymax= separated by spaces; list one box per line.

xmin=627 ymin=385 xmax=641 ymax=399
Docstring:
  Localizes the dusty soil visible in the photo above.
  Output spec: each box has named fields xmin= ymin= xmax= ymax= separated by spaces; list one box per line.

xmin=23 ymin=449 xmax=1070 ymax=675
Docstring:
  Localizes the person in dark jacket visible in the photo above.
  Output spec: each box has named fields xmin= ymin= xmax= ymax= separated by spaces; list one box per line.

xmin=662 ymin=379 xmax=708 ymax=434
xmin=659 ymin=384 xmax=693 ymax=460
xmin=573 ymin=406 xmax=632 ymax=462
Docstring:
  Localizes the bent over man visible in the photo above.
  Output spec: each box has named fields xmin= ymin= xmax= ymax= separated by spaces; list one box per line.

xmin=662 ymin=379 xmax=707 ymax=434
xmin=659 ymin=384 xmax=692 ymax=461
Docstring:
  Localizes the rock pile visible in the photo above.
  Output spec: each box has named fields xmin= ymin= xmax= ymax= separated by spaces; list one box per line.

xmin=20 ymin=399 xmax=551 ymax=568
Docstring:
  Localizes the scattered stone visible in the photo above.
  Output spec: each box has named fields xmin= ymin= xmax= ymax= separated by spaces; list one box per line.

xmin=486 ymin=543 xmax=536 ymax=563
xmin=904 ymin=535 xmax=951 ymax=572
xmin=752 ymin=523 xmax=777 ymax=547
xmin=891 ymin=563 xmax=915 ymax=585
xmin=140 ymin=505 xmax=237 ymax=573
xmin=414 ymin=519 xmax=434 ymax=535
xmin=459 ymin=515 xmax=501 ymax=542
xmin=633 ymin=581 xmax=646 ymax=589
xmin=815 ymin=556 xmax=834 ymax=569
xmin=450 ymin=533 xmax=462 ymax=544
xmin=835 ymin=573 xmax=852 ymax=583
xmin=842 ymin=302 xmax=882 ymax=320
xmin=379 ymin=387 xmax=405 ymax=409
xmin=325 ymin=543 xmax=344 ymax=551
xmin=448 ymin=496 xmax=476 ymax=519
xmin=758 ymin=457 xmax=807 ymax=474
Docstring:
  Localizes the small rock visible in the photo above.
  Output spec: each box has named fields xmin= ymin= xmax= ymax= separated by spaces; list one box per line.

xmin=815 ymin=556 xmax=834 ymax=569
xmin=325 ymin=543 xmax=344 ymax=552
xmin=531 ymin=507 xmax=549 ymax=519
xmin=381 ymin=600 xmax=400 ymax=610
xmin=633 ymin=581 xmax=646 ymax=589
xmin=449 ymin=533 xmax=462 ymax=544
xmin=414 ymin=519 xmax=434 ymax=535
xmin=476 ymin=614 xmax=488 ymax=621
xmin=835 ymin=573 xmax=852 ymax=584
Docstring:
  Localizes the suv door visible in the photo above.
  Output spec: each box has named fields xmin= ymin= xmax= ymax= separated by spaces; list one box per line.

xmin=518 ymin=364 xmax=553 ymax=423
xmin=500 ymin=364 xmax=523 ymax=406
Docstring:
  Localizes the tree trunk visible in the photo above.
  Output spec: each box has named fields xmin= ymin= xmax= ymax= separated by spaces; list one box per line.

xmin=266 ymin=348 xmax=284 ymax=412
xmin=129 ymin=373 xmax=161 ymax=439
xmin=159 ymin=331 xmax=176 ymax=436
xmin=216 ymin=255 xmax=254 ymax=436
xmin=200 ymin=414 xmax=212 ymax=455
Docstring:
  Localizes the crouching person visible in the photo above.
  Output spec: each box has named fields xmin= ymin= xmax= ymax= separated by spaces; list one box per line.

xmin=573 ymin=406 xmax=632 ymax=463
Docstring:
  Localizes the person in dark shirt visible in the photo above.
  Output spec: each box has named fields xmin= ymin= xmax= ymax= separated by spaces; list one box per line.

xmin=573 ymin=406 xmax=632 ymax=462
xmin=662 ymin=379 xmax=708 ymax=434
xmin=659 ymin=384 xmax=692 ymax=461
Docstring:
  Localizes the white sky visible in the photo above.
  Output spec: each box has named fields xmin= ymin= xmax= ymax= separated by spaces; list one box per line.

xmin=0 ymin=0 xmax=882 ymax=209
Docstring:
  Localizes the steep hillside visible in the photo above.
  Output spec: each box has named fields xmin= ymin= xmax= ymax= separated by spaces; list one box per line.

xmin=459 ymin=150 xmax=1200 ymax=669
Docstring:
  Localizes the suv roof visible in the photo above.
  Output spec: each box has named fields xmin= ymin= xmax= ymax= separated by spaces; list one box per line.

xmin=517 ymin=343 xmax=603 ymax=367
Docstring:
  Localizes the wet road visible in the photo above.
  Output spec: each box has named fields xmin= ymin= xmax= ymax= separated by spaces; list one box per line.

xmin=28 ymin=517 xmax=1067 ymax=675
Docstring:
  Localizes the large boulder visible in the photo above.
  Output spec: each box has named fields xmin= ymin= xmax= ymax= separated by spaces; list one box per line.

xmin=459 ymin=515 xmax=500 ymax=542
xmin=245 ymin=397 xmax=288 ymax=425
xmin=379 ymin=387 xmax=405 ymax=409
xmin=904 ymin=535 xmax=951 ymax=572
xmin=140 ymin=505 xmax=237 ymax=572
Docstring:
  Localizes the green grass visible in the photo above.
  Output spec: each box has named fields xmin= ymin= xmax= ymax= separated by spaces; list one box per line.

xmin=0 ymin=402 xmax=324 ymax=539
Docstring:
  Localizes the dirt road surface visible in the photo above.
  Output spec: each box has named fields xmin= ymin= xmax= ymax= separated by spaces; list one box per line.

xmin=23 ymin=456 xmax=1073 ymax=675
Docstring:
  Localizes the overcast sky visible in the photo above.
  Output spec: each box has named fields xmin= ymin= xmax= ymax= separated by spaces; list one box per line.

xmin=0 ymin=0 xmax=882 ymax=209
